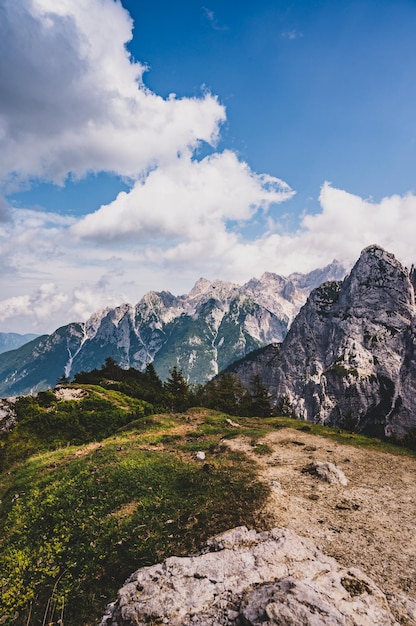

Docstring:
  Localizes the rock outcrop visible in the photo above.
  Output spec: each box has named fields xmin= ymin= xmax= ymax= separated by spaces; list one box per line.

xmin=231 ymin=245 xmax=416 ymax=438
xmin=274 ymin=245 xmax=416 ymax=437
xmin=99 ymin=526 xmax=398 ymax=626
xmin=0 ymin=397 xmax=17 ymax=433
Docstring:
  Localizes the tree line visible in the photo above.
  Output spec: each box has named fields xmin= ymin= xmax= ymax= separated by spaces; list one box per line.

xmin=69 ymin=357 xmax=274 ymax=417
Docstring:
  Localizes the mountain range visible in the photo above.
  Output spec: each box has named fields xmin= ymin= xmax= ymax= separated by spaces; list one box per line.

xmin=1 ymin=245 xmax=415 ymax=441
xmin=0 ymin=261 xmax=345 ymax=396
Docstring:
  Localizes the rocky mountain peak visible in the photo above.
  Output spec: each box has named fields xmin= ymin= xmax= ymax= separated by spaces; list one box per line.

xmin=288 ymin=258 xmax=347 ymax=290
xmin=0 ymin=258 xmax=348 ymax=395
xmin=229 ymin=246 xmax=416 ymax=439
xmin=339 ymin=243 xmax=415 ymax=324
xmin=85 ymin=307 xmax=112 ymax=336
xmin=187 ymin=277 xmax=212 ymax=299
xmin=288 ymin=248 xmax=415 ymax=436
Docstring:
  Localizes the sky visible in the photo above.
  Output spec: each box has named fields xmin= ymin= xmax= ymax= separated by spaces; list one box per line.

xmin=1 ymin=0 xmax=416 ymax=334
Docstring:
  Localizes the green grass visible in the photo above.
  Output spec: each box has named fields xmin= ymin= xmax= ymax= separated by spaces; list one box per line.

xmin=264 ymin=416 xmax=416 ymax=457
xmin=0 ymin=424 xmax=268 ymax=626
xmin=1 ymin=395 xmax=415 ymax=626
xmin=0 ymin=386 xmax=153 ymax=470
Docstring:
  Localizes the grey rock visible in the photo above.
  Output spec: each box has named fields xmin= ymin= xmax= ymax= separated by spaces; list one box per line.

xmin=276 ymin=245 xmax=416 ymax=437
xmin=0 ymin=397 xmax=17 ymax=432
xmin=99 ymin=526 xmax=397 ymax=626
xmin=301 ymin=461 xmax=348 ymax=486
xmin=233 ymin=245 xmax=416 ymax=438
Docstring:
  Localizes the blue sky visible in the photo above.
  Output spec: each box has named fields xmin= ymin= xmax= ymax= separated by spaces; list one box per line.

xmin=0 ymin=0 xmax=416 ymax=333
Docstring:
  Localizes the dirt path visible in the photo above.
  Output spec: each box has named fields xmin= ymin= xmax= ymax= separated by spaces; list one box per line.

xmin=225 ymin=428 xmax=416 ymax=617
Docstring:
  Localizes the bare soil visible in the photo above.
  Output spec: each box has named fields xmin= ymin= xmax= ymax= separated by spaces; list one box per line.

xmin=225 ymin=428 xmax=416 ymax=621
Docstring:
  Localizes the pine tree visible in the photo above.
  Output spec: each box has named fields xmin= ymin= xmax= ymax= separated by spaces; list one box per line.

xmin=248 ymin=374 xmax=272 ymax=417
xmin=164 ymin=366 xmax=189 ymax=412
xmin=203 ymin=372 xmax=251 ymax=416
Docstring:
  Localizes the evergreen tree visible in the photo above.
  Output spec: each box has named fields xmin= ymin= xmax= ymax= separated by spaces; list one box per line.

xmin=145 ymin=363 xmax=163 ymax=389
xmin=248 ymin=374 xmax=272 ymax=417
xmin=164 ymin=366 xmax=189 ymax=412
xmin=203 ymin=372 xmax=251 ymax=416
xmin=276 ymin=394 xmax=294 ymax=417
xmin=102 ymin=357 xmax=122 ymax=379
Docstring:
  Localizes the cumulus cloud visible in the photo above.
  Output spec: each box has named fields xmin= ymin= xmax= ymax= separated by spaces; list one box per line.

xmin=0 ymin=0 xmax=225 ymax=186
xmin=71 ymin=151 xmax=294 ymax=241
xmin=0 ymin=283 xmax=67 ymax=326
xmin=210 ymin=184 xmax=416 ymax=279
xmin=1 ymin=184 xmax=416 ymax=332
xmin=1 ymin=1 xmax=415 ymax=335
xmin=71 ymin=181 xmax=416 ymax=287
xmin=0 ymin=276 xmax=125 ymax=332
xmin=0 ymin=197 xmax=11 ymax=222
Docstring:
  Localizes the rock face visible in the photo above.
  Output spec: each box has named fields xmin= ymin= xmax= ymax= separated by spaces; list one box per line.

xmin=224 ymin=343 xmax=281 ymax=397
xmin=99 ymin=526 xmax=397 ymax=626
xmin=231 ymin=245 xmax=416 ymax=438
xmin=275 ymin=245 xmax=416 ymax=437
xmin=0 ymin=397 xmax=17 ymax=433
xmin=0 ymin=262 xmax=345 ymax=395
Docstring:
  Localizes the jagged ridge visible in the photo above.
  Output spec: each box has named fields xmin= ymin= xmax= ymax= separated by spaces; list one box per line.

xmin=0 ymin=261 xmax=345 ymax=396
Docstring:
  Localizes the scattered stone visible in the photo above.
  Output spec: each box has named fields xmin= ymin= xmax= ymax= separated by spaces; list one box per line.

xmin=302 ymin=461 xmax=348 ymax=486
xmin=54 ymin=386 xmax=88 ymax=401
xmin=225 ymin=418 xmax=241 ymax=428
xmin=195 ymin=451 xmax=206 ymax=461
xmin=335 ymin=499 xmax=360 ymax=511
xmin=99 ymin=526 xmax=397 ymax=626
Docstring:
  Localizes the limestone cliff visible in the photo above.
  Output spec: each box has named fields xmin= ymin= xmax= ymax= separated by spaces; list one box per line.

xmin=274 ymin=245 xmax=416 ymax=437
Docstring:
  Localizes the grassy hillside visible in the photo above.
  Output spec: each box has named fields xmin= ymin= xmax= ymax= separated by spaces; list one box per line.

xmin=1 ymin=385 xmax=414 ymax=626
xmin=0 ymin=388 xmax=271 ymax=626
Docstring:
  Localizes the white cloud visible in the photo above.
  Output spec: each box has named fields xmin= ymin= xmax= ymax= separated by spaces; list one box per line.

xmin=1 ymin=184 xmax=415 ymax=333
xmin=71 ymin=151 xmax=294 ymax=241
xmin=0 ymin=197 xmax=11 ymax=222
xmin=70 ymin=181 xmax=416 ymax=289
xmin=211 ymin=184 xmax=416 ymax=279
xmin=0 ymin=283 xmax=67 ymax=326
xmin=0 ymin=1 xmax=415 ymax=335
xmin=0 ymin=0 xmax=225 ymax=186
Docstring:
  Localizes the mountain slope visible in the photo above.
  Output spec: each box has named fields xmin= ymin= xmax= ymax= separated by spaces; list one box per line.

xmin=231 ymin=245 xmax=416 ymax=438
xmin=0 ymin=262 xmax=345 ymax=395
xmin=1 ymin=392 xmax=415 ymax=626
